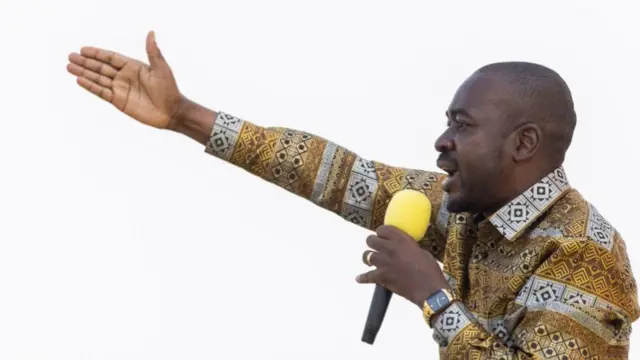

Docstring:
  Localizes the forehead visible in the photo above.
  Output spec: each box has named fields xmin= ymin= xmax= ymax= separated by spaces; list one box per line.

xmin=447 ymin=73 xmax=520 ymax=118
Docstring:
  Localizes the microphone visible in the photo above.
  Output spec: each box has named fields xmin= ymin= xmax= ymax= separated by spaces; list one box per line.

xmin=361 ymin=189 xmax=432 ymax=345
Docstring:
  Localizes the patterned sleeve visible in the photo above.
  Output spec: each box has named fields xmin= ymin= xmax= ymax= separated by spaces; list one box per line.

xmin=204 ymin=111 xmax=450 ymax=260
xmin=432 ymin=237 xmax=639 ymax=359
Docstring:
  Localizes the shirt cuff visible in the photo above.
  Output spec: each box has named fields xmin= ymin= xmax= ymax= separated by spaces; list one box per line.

xmin=204 ymin=111 xmax=245 ymax=161
xmin=431 ymin=301 xmax=476 ymax=346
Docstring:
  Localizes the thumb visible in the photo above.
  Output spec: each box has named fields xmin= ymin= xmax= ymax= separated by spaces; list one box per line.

xmin=146 ymin=30 xmax=169 ymax=70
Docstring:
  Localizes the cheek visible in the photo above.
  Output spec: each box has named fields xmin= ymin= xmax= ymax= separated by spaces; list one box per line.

xmin=457 ymin=136 xmax=504 ymax=181
xmin=457 ymin=134 xmax=492 ymax=163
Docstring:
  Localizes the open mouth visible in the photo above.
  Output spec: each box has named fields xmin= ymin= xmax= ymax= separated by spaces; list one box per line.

xmin=438 ymin=166 xmax=459 ymax=192
xmin=443 ymin=172 xmax=458 ymax=192
xmin=437 ymin=162 xmax=458 ymax=177
xmin=444 ymin=168 xmax=457 ymax=177
xmin=437 ymin=159 xmax=459 ymax=191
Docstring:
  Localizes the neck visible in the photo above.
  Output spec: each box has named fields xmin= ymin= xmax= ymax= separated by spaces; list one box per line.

xmin=482 ymin=163 xmax=560 ymax=216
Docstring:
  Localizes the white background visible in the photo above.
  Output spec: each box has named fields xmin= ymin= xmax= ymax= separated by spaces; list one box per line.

xmin=1 ymin=0 xmax=639 ymax=359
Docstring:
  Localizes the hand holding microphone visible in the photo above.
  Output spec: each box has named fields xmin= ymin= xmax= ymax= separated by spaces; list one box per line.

xmin=357 ymin=189 xmax=451 ymax=344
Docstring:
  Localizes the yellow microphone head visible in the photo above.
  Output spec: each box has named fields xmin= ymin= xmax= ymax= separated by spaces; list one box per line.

xmin=383 ymin=189 xmax=432 ymax=241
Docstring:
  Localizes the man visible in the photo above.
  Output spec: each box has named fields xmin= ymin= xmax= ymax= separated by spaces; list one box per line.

xmin=66 ymin=31 xmax=638 ymax=359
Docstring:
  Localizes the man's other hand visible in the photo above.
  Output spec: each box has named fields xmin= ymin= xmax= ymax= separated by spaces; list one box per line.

xmin=66 ymin=31 xmax=186 ymax=130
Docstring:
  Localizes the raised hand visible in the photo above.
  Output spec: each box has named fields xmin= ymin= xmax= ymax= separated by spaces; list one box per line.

xmin=67 ymin=31 xmax=185 ymax=130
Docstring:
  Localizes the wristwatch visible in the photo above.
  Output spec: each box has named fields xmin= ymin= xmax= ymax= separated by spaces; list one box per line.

xmin=422 ymin=288 xmax=455 ymax=328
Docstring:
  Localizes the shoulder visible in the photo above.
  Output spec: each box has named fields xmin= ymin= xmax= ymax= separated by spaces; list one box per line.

xmin=534 ymin=189 xmax=639 ymax=320
xmin=541 ymin=189 xmax=618 ymax=252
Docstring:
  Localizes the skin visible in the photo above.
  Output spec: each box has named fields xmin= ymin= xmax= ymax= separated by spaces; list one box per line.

xmin=66 ymin=31 xmax=559 ymax=318
xmin=433 ymin=73 xmax=549 ymax=215
xmin=356 ymin=74 xmax=552 ymax=311
xmin=356 ymin=225 xmax=448 ymax=309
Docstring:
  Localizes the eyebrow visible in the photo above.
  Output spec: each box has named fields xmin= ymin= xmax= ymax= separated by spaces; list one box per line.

xmin=446 ymin=108 xmax=473 ymax=119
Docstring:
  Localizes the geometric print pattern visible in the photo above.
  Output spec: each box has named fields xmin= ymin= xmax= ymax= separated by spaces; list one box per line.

xmin=340 ymin=157 xmax=379 ymax=228
xmin=205 ymin=112 xmax=244 ymax=161
xmin=203 ymin=113 xmax=639 ymax=359
xmin=532 ymin=239 xmax=636 ymax=316
xmin=516 ymin=274 xmax=622 ymax=314
xmin=277 ymin=129 xmax=327 ymax=196
xmin=469 ymin=315 xmax=514 ymax=345
xmin=311 ymin=141 xmax=338 ymax=204
xmin=515 ymin=275 xmax=622 ymax=337
xmin=442 ymin=184 xmax=636 ymax=360
xmin=488 ymin=167 xmax=570 ymax=241
xmin=513 ymin=317 xmax=612 ymax=360
xmin=587 ymin=203 xmax=616 ymax=251
xmin=432 ymin=302 xmax=474 ymax=346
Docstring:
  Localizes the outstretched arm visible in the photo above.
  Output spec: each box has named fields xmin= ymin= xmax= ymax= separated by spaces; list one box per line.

xmin=66 ymin=31 xmax=451 ymax=260
xmin=174 ymin=101 xmax=451 ymax=259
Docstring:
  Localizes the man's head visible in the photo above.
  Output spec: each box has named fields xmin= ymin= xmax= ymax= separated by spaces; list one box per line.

xmin=435 ymin=61 xmax=577 ymax=214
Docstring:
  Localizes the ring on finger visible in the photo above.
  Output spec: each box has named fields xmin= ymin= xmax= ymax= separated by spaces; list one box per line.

xmin=364 ymin=250 xmax=375 ymax=266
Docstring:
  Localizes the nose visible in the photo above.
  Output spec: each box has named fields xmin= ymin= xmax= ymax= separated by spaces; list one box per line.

xmin=434 ymin=128 xmax=454 ymax=153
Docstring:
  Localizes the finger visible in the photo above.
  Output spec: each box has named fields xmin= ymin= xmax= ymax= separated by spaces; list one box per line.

xmin=76 ymin=77 xmax=113 ymax=102
xmin=366 ymin=234 xmax=393 ymax=254
xmin=145 ymin=30 xmax=168 ymax=70
xmin=362 ymin=250 xmax=381 ymax=267
xmin=356 ymin=269 xmax=382 ymax=284
xmin=67 ymin=63 xmax=112 ymax=88
xmin=79 ymin=46 xmax=129 ymax=70
xmin=376 ymin=224 xmax=414 ymax=242
xmin=68 ymin=52 xmax=119 ymax=79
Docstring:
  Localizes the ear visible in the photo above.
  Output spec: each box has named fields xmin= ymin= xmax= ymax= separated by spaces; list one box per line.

xmin=508 ymin=123 xmax=542 ymax=162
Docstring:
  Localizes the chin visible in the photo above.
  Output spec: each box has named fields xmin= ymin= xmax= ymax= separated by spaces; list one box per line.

xmin=446 ymin=188 xmax=484 ymax=214
xmin=445 ymin=193 xmax=471 ymax=214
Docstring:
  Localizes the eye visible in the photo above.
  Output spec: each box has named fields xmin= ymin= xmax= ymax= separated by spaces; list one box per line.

xmin=446 ymin=113 xmax=471 ymax=131
xmin=452 ymin=119 xmax=468 ymax=130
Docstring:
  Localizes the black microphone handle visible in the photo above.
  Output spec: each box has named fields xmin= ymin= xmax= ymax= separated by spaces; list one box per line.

xmin=361 ymin=284 xmax=393 ymax=344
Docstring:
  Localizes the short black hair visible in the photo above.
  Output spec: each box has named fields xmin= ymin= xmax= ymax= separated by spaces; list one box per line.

xmin=475 ymin=61 xmax=577 ymax=164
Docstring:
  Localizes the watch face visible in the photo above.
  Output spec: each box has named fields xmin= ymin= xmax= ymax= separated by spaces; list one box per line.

xmin=427 ymin=290 xmax=450 ymax=313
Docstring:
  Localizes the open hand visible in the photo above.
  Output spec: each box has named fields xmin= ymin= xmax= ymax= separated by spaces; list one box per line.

xmin=357 ymin=225 xmax=450 ymax=307
xmin=66 ymin=31 xmax=185 ymax=130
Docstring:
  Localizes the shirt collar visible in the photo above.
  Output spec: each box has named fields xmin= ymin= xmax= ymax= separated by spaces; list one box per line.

xmin=487 ymin=166 xmax=571 ymax=241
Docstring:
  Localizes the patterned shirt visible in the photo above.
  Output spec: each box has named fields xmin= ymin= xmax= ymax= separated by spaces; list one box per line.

xmin=205 ymin=112 xmax=639 ymax=359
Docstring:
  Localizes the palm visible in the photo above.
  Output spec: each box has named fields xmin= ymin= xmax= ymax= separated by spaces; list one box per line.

xmin=67 ymin=31 xmax=182 ymax=129
xmin=113 ymin=61 xmax=177 ymax=128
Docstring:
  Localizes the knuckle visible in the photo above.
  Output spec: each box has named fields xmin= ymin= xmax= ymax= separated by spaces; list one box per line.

xmin=366 ymin=234 xmax=376 ymax=246
xmin=376 ymin=224 xmax=391 ymax=236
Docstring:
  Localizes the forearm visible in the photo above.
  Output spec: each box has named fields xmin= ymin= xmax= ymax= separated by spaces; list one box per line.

xmin=171 ymin=101 xmax=449 ymax=252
